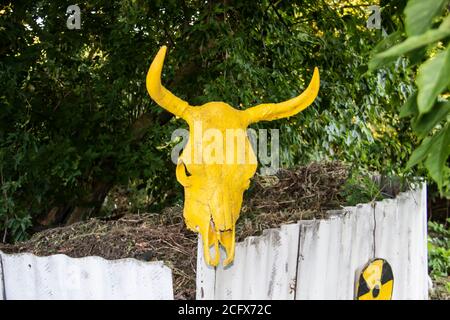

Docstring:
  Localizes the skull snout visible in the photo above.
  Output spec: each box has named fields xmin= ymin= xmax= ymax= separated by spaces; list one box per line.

xmin=210 ymin=188 xmax=234 ymax=232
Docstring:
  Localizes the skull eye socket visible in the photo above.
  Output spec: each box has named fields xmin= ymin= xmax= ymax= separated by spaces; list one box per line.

xmin=176 ymin=161 xmax=192 ymax=186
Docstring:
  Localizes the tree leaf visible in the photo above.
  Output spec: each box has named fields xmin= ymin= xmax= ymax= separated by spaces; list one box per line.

xmin=404 ymin=0 xmax=447 ymax=36
xmin=424 ymin=125 xmax=450 ymax=188
xmin=400 ymin=92 xmax=418 ymax=118
xmin=416 ymin=47 xmax=450 ymax=114
xmin=369 ymin=16 xmax=450 ymax=70
xmin=406 ymin=134 xmax=436 ymax=169
xmin=412 ymin=101 xmax=450 ymax=138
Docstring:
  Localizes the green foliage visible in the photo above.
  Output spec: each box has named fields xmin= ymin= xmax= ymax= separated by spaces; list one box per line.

xmin=404 ymin=0 xmax=448 ymax=37
xmin=369 ymin=17 xmax=450 ymax=70
xmin=1 ymin=0 xmax=418 ymax=241
xmin=428 ymin=219 xmax=450 ymax=279
xmin=0 ymin=0 xmax=182 ymax=240
xmin=370 ymin=0 xmax=450 ymax=197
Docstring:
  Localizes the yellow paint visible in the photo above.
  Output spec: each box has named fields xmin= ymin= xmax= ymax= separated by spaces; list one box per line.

xmin=146 ymin=46 xmax=320 ymax=266
xmin=363 ymin=259 xmax=383 ymax=289
xmin=357 ymin=259 xmax=394 ymax=300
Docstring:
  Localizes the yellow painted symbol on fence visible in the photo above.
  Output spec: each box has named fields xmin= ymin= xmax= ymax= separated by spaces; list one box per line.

xmin=146 ymin=46 xmax=320 ymax=266
xmin=356 ymin=258 xmax=394 ymax=300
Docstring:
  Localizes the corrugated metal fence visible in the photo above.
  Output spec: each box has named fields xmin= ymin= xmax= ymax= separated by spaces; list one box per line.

xmin=0 ymin=252 xmax=173 ymax=300
xmin=197 ymin=185 xmax=428 ymax=300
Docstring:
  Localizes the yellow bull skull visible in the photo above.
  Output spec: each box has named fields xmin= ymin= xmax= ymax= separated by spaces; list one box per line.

xmin=146 ymin=46 xmax=319 ymax=266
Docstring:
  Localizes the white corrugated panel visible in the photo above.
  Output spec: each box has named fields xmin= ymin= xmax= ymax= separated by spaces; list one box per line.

xmin=196 ymin=235 xmax=216 ymax=300
xmin=0 ymin=252 xmax=173 ymax=300
xmin=197 ymin=186 xmax=428 ymax=300
xmin=295 ymin=203 xmax=376 ymax=299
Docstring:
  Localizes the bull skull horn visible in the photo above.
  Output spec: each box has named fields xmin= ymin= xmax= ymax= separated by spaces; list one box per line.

xmin=146 ymin=46 xmax=193 ymax=121
xmin=243 ymin=67 xmax=320 ymax=123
